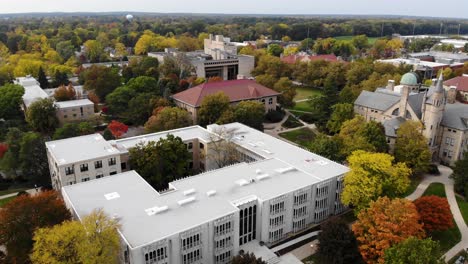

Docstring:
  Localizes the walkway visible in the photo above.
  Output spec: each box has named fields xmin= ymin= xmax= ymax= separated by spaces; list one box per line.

xmin=405 ymin=165 xmax=468 ymax=261
xmin=0 ymin=187 xmax=40 ymax=200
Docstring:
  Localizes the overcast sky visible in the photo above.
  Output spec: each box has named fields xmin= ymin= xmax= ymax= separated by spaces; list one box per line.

xmin=2 ymin=0 xmax=468 ymax=19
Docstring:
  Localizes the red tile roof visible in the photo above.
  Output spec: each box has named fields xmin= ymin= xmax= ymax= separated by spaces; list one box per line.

xmin=281 ymin=54 xmax=338 ymax=64
xmin=172 ymin=79 xmax=280 ymax=107
xmin=445 ymin=75 xmax=468 ymax=92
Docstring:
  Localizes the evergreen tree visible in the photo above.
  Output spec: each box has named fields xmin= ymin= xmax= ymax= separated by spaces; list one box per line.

xmin=37 ymin=67 xmax=49 ymax=89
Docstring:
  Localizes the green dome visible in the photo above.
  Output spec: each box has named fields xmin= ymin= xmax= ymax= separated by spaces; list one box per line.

xmin=400 ymin=72 xmax=420 ymax=86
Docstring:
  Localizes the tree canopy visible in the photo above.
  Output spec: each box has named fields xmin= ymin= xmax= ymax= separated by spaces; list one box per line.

xmin=414 ymin=195 xmax=454 ymax=232
xmin=26 ymin=98 xmax=59 ymax=134
xmin=0 ymin=83 xmax=25 ymax=120
xmin=384 ymin=237 xmax=443 ymax=264
xmin=451 ymin=151 xmax=468 ymax=198
xmin=144 ymin=107 xmax=192 ymax=133
xmin=197 ymin=91 xmax=231 ymax=126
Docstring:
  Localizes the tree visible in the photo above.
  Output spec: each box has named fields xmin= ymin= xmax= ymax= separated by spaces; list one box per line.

xmin=56 ymin=40 xmax=75 ymax=61
xmin=37 ymin=66 xmax=49 ymax=89
xmin=144 ymin=107 xmax=192 ymax=133
xmin=54 ymin=84 xmax=76 ymax=101
xmin=0 ymin=143 xmax=8 ymax=159
xmin=232 ymin=101 xmax=265 ymax=131
xmin=326 ymin=103 xmax=354 ymax=134
xmin=394 ymin=121 xmax=431 ymax=176
xmin=267 ymin=44 xmax=284 ymax=57
xmin=273 ymin=77 xmax=296 ymax=108
xmin=232 ymin=252 xmax=267 ymax=264
xmin=129 ymin=135 xmax=190 ymax=190
xmin=31 ymin=209 xmax=121 ymax=264
xmin=107 ymin=120 xmax=128 ymax=139
xmin=19 ymin=132 xmax=50 ymax=185
xmin=0 ymin=83 xmax=25 ymax=120
xmin=82 ymin=65 xmax=121 ymax=101
xmin=0 ymin=191 xmax=71 ymax=263
xmin=84 ymin=39 xmax=105 ymax=62
xmin=318 ymin=218 xmax=363 ymax=264
xmin=452 ymin=151 xmax=468 ymax=198
xmin=384 ymin=237 xmax=443 ymax=264
xmin=102 ymin=128 xmax=115 ymax=140
xmin=0 ymin=128 xmax=23 ymax=177
xmin=26 ymin=98 xmax=59 ymax=134
xmin=414 ymin=196 xmax=454 ymax=232
xmin=341 ymin=150 xmax=411 ymax=212
xmin=352 ymin=197 xmax=425 ymax=264
xmin=51 ymin=70 xmax=70 ymax=87
xmin=307 ymin=134 xmax=345 ymax=163
xmin=198 ymin=92 xmax=231 ymax=126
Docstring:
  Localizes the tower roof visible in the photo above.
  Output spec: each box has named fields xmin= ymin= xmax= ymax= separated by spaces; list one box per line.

xmin=401 ymin=72 xmax=420 ymax=86
xmin=435 ymin=73 xmax=444 ymax=93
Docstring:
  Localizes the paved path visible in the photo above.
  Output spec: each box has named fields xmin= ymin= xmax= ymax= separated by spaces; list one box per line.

xmin=405 ymin=165 xmax=468 ymax=261
xmin=0 ymin=187 xmax=40 ymax=200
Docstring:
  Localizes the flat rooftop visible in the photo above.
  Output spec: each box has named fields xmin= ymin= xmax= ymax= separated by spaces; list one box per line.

xmin=46 ymin=134 xmax=119 ymax=165
xmin=22 ymin=84 xmax=49 ymax=107
xmin=378 ymin=58 xmax=447 ymax=68
xmin=63 ymin=154 xmax=343 ymax=248
xmin=55 ymin=99 xmax=94 ymax=108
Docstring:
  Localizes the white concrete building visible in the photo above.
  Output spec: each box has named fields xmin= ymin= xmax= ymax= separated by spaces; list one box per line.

xmin=55 ymin=99 xmax=95 ymax=124
xmin=54 ymin=123 xmax=349 ymax=264
xmin=15 ymin=76 xmax=49 ymax=110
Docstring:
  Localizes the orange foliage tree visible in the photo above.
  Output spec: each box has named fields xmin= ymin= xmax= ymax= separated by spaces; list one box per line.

xmin=107 ymin=120 xmax=128 ymax=139
xmin=0 ymin=190 xmax=71 ymax=263
xmin=352 ymin=197 xmax=425 ymax=263
xmin=53 ymin=84 xmax=76 ymax=101
xmin=0 ymin=143 xmax=8 ymax=158
xmin=414 ymin=195 xmax=454 ymax=232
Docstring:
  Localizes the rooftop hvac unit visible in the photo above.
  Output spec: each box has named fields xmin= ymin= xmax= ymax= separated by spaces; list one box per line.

xmin=206 ymin=190 xmax=217 ymax=197
xmin=145 ymin=206 xmax=169 ymax=216
xmin=104 ymin=192 xmax=120 ymax=200
xmin=183 ymin=188 xmax=196 ymax=196
xmin=178 ymin=197 xmax=196 ymax=206
xmin=256 ymin=173 xmax=270 ymax=181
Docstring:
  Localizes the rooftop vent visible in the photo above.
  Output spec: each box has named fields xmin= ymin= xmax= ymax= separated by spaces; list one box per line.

xmin=275 ymin=167 xmax=296 ymax=174
xmin=235 ymin=179 xmax=250 ymax=187
xmin=317 ymin=160 xmax=328 ymax=165
xmin=248 ymin=142 xmax=257 ymax=147
xmin=178 ymin=197 xmax=196 ymax=206
xmin=183 ymin=188 xmax=196 ymax=196
xmin=262 ymin=149 xmax=273 ymax=154
xmin=145 ymin=206 xmax=169 ymax=216
xmin=206 ymin=190 xmax=217 ymax=197
xmin=104 ymin=192 xmax=120 ymax=200
xmin=256 ymin=173 xmax=270 ymax=181
xmin=256 ymin=169 xmax=262 ymax=175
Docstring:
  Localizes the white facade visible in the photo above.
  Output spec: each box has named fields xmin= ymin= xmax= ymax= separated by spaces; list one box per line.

xmin=56 ymin=123 xmax=349 ymax=264
xmin=55 ymin=99 xmax=95 ymax=124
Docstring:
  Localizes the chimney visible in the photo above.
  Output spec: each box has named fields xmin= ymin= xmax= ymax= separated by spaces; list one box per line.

xmin=387 ymin=80 xmax=395 ymax=91
xmin=447 ymin=86 xmax=457 ymax=104
xmin=399 ymin=86 xmax=410 ymax=118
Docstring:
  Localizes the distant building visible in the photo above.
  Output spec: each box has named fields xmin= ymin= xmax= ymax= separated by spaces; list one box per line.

xmin=172 ymin=80 xmax=280 ymax=123
xmin=55 ymin=99 xmax=95 ymax=124
xmin=15 ymin=76 xmax=49 ymax=110
xmin=408 ymin=51 xmax=468 ymax=64
xmin=57 ymin=122 xmax=349 ymax=264
xmin=376 ymin=58 xmax=459 ymax=79
xmin=354 ymin=72 xmax=468 ymax=165
xmin=149 ymin=35 xmax=254 ymax=80
xmin=444 ymin=74 xmax=468 ymax=102
xmin=280 ymin=53 xmax=339 ymax=64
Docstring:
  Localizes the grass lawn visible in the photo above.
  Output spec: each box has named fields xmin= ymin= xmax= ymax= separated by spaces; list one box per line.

xmin=279 ymin=127 xmax=315 ymax=147
xmin=422 ymin=182 xmax=446 ymax=197
xmin=456 ymin=196 xmax=468 ymax=226
xmin=302 ymin=253 xmax=320 ymax=263
xmin=289 ymin=101 xmax=315 ymax=113
xmin=334 ymin=35 xmax=379 ymax=44
xmin=294 ymin=86 xmax=322 ymax=101
xmin=0 ymin=188 xmax=28 ymax=196
xmin=401 ymin=177 xmax=422 ymax=197
xmin=281 ymin=115 xmax=303 ymax=129
xmin=0 ymin=196 xmax=16 ymax=207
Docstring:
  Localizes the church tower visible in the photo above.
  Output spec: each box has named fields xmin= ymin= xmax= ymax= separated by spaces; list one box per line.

xmin=422 ymin=73 xmax=446 ymax=151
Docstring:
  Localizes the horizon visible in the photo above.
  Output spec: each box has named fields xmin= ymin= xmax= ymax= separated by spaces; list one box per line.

xmin=1 ymin=0 xmax=468 ymax=19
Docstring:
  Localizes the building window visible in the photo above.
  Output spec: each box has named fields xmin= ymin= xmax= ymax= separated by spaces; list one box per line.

xmin=109 ymin=157 xmax=116 ymax=166
xmin=80 ymin=107 xmax=84 ymax=116
xmin=239 ymin=205 xmax=257 ymax=245
xmin=73 ymin=114 xmax=77 ymax=117
xmin=188 ymin=142 xmax=193 ymax=149
xmin=80 ymin=163 xmax=88 ymax=172
xmin=261 ymin=99 xmax=265 ymax=103
xmin=199 ymin=142 xmax=204 ymax=149
xmin=94 ymin=160 xmax=102 ymax=169
xmin=96 ymin=174 xmax=103 ymax=179
xmin=268 ymin=98 xmax=273 ymax=105
xmin=121 ymin=162 xmax=127 ymax=170
xmin=82 ymin=177 xmax=90 ymax=182
xmin=110 ymin=171 xmax=117 ymax=175
xmin=65 ymin=166 xmax=74 ymax=175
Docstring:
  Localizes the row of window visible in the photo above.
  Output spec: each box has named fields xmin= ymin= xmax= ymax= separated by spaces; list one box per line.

xmin=260 ymin=98 xmax=274 ymax=105
xmin=181 ymin=234 xmax=201 ymax=251
xmin=215 ymin=250 xmax=231 ymax=264
xmin=315 ymin=198 xmax=328 ymax=210
xmin=269 ymin=215 xmax=284 ymax=228
xmin=182 ymin=249 xmax=201 ymax=264
xmin=293 ymin=206 xmax=307 ymax=219
xmin=316 ymin=185 xmax=329 ymax=197
xmin=239 ymin=205 xmax=257 ymax=246
xmin=268 ymin=228 xmax=284 ymax=242
xmin=314 ymin=208 xmax=330 ymax=223
xmin=144 ymin=247 xmax=168 ymax=263
xmin=292 ymin=219 xmax=306 ymax=232
xmin=269 ymin=201 xmax=285 ymax=215
xmin=443 ymin=149 xmax=454 ymax=159
xmin=185 ymin=142 xmax=205 ymax=150
xmin=293 ymin=192 xmax=308 ymax=206
xmin=215 ymin=236 xmax=232 ymax=250
xmin=446 ymin=137 xmax=456 ymax=146
xmin=215 ymin=221 xmax=232 ymax=236
xmin=65 ymin=157 xmax=117 ymax=175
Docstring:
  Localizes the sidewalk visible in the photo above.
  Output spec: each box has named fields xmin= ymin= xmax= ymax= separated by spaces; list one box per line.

xmin=0 ymin=187 xmax=40 ymax=200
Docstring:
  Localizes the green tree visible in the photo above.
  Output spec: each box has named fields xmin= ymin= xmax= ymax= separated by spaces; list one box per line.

xmin=19 ymin=132 xmax=50 ymax=185
xmin=0 ymin=128 xmax=24 ymax=177
xmin=82 ymin=65 xmax=122 ymax=102
xmin=0 ymin=191 xmax=71 ymax=263
xmin=232 ymin=101 xmax=265 ymax=131
xmin=384 ymin=237 xmax=443 ymax=264
xmin=394 ymin=121 xmax=431 ymax=176
xmin=352 ymin=35 xmax=370 ymax=51
xmin=129 ymin=135 xmax=191 ymax=190
xmin=102 ymin=128 xmax=115 ymax=140
xmin=452 ymin=151 xmax=468 ymax=198
xmin=198 ymin=92 xmax=230 ymax=126
xmin=341 ymin=150 xmax=411 ymax=212
xmin=318 ymin=218 xmax=363 ymax=264
xmin=144 ymin=107 xmax=192 ymax=133
xmin=267 ymin=44 xmax=284 ymax=57
xmin=307 ymin=134 xmax=345 ymax=163
xmin=37 ymin=66 xmax=49 ymax=89
xmin=273 ymin=77 xmax=296 ymax=108
xmin=84 ymin=39 xmax=105 ymax=62
xmin=232 ymin=252 xmax=267 ymax=264
xmin=26 ymin=98 xmax=58 ymax=134
xmin=31 ymin=209 xmax=121 ymax=264
xmin=56 ymin=40 xmax=75 ymax=61
xmin=0 ymin=84 xmax=25 ymax=120
xmin=326 ymin=103 xmax=354 ymax=134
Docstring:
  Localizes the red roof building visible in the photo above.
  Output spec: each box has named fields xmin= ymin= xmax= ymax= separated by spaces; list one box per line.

xmin=445 ymin=74 xmax=468 ymax=102
xmin=172 ymin=79 xmax=280 ymax=123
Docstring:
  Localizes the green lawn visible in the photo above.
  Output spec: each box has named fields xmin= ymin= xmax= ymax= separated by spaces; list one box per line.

xmin=294 ymin=86 xmax=322 ymax=101
xmin=281 ymin=115 xmax=303 ymax=129
xmin=279 ymin=127 xmax=315 ymax=147
xmin=456 ymin=196 xmax=468 ymax=226
xmin=401 ymin=177 xmax=422 ymax=197
xmin=0 ymin=188 xmax=28 ymax=196
xmin=422 ymin=183 xmax=446 ymax=197
xmin=0 ymin=196 xmax=16 ymax=207
xmin=334 ymin=35 xmax=379 ymax=44
xmin=289 ymin=101 xmax=315 ymax=113
xmin=302 ymin=253 xmax=320 ymax=263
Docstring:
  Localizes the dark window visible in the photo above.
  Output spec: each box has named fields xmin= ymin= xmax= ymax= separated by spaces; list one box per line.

xmin=94 ymin=160 xmax=102 ymax=169
xmin=199 ymin=142 xmax=204 ymax=149
xmin=110 ymin=171 xmax=117 ymax=175
xmin=80 ymin=107 xmax=84 ymax=116
xmin=121 ymin=162 xmax=127 ymax=170
xmin=65 ymin=166 xmax=74 ymax=175
xmin=80 ymin=163 xmax=88 ymax=172
xmin=188 ymin=142 xmax=193 ymax=149
xmin=109 ymin=157 xmax=116 ymax=166
xmin=96 ymin=174 xmax=103 ymax=179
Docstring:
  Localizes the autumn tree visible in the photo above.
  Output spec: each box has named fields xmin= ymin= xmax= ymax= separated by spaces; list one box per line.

xmin=54 ymin=84 xmax=76 ymax=101
xmin=84 ymin=39 xmax=105 ymax=62
xmin=198 ymin=92 xmax=231 ymax=126
xmin=317 ymin=218 xmax=363 ymax=264
xmin=273 ymin=77 xmax=296 ymax=108
xmin=326 ymin=103 xmax=354 ymax=134
xmin=144 ymin=107 xmax=192 ymax=133
xmin=107 ymin=120 xmax=128 ymax=139
xmin=81 ymin=65 xmax=122 ymax=101
xmin=129 ymin=135 xmax=191 ymax=190
xmin=267 ymin=44 xmax=284 ymax=57
xmin=341 ymin=150 xmax=411 ymax=212
xmin=31 ymin=209 xmax=121 ymax=264
xmin=26 ymin=98 xmax=59 ymax=134
xmin=384 ymin=237 xmax=443 ymax=264
xmin=204 ymin=126 xmax=243 ymax=169
xmin=307 ymin=134 xmax=345 ymax=163
xmin=0 ymin=83 xmax=25 ymax=120
xmin=414 ymin=195 xmax=454 ymax=232
xmin=352 ymin=197 xmax=425 ymax=264
xmin=0 ymin=191 xmax=71 ymax=263
xmin=394 ymin=121 xmax=431 ymax=176
xmin=232 ymin=252 xmax=267 ymax=264
xmin=0 ymin=143 xmax=8 ymax=159
xmin=231 ymin=101 xmax=265 ymax=131
xmin=451 ymin=151 xmax=468 ymax=198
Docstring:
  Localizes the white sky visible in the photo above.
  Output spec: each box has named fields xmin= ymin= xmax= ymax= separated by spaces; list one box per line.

xmin=1 ymin=0 xmax=467 ymax=18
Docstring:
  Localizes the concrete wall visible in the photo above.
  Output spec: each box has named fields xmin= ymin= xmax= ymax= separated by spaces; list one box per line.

xmin=56 ymin=104 xmax=94 ymax=124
